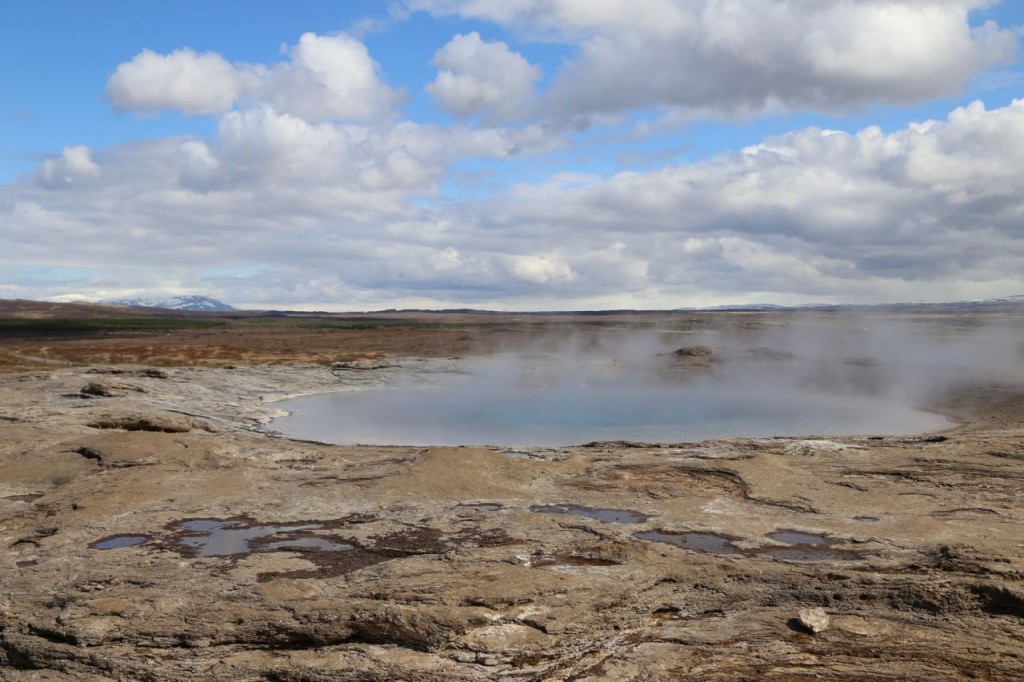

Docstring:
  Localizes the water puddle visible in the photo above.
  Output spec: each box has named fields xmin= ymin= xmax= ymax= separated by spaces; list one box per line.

xmin=762 ymin=528 xmax=855 ymax=562
xmin=767 ymin=530 xmax=829 ymax=545
xmin=532 ymin=504 xmax=651 ymax=524
xmin=167 ymin=518 xmax=343 ymax=557
xmin=258 ymin=536 xmax=356 ymax=553
xmin=635 ymin=530 xmax=743 ymax=555
xmin=635 ymin=528 xmax=863 ymax=562
xmin=90 ymin=535 xmax=151 ymax=550
xmin=86 ymin=516 xmax=455 ymax=580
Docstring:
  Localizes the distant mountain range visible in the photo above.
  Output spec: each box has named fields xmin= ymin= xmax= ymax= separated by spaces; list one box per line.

xmin=33 ymin=293 xmax=1024 ymax=315
xmin=104 ymin=295 xmax=235 ymax=312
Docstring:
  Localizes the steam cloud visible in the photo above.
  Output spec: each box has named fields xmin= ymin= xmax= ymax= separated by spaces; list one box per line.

xmin=272 ymin=316 xmax=1024 ymax=446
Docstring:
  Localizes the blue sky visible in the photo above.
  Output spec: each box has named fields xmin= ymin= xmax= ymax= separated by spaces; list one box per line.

xmin=2 ymin=1 xmax=1024 ymax=309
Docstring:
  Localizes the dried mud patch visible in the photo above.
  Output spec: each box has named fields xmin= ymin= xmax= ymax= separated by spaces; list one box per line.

xmin=87 ymin=413 xmax=214 ymax=433
xmin=570 ymin=463 xmax=750 ymax=499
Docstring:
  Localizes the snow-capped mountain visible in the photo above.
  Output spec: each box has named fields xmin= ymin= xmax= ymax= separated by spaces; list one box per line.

xmin=104 ymin=295 xmax=235 ymax=312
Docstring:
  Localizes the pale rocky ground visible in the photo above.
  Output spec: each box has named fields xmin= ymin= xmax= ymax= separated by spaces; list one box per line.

xmin=2 ymin=355 xmax=1024 ymax=680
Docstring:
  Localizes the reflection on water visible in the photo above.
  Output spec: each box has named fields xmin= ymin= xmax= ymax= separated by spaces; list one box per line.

xmin=767 ymin=530 xmax=829 ymax=545
xmin=168 ymin=518 xmax=352 ymax=557
xmin=269 ymin=376 xmax=949 ymax=447
xmin=532 ymin=504 xmax=651 ymax=524
xmin=91 ymin=535 xmax=150 ymax=550
xmin=635 ymin=530 xmax=743 ymax=555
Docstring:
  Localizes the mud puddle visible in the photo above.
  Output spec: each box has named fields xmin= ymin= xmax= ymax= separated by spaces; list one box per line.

xmin=89 ymin=517 xmax=522 ymax=580
xmin=635 ymin=530 xmax=743 ymax=555
xmin=90 ymin=535 xmax=151 ymax=550
xmin=762 ymin=528 xmax=855 ymax=562
xmin=767 ymin=530 xmax=829 ymax=545
xmin=636 ymin=528 xmax=863 ymax=562
xmin=167 ymin=518 xmax=354 ymax=557
xmin=532 ymin=504 xmax=651 ymax=524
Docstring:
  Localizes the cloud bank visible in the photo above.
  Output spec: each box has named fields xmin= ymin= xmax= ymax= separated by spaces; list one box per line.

xmin=107 ymin=33 xmax=403 ymax=122
xmin=2 ymin=2 xmax=1023 ymax=309
xmin=409 ymin=0 xmax=1017 ymax=121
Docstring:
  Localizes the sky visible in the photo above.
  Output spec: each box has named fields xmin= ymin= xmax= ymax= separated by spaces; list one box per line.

xmin=1 ymin=0 xmax=1023 ymax=311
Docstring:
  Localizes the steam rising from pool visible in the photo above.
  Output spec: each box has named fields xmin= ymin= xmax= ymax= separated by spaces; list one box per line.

xmin=265 ymin=317 xmax=1022 ymax=446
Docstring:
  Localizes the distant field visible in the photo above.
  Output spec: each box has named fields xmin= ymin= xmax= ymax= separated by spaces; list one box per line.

xmin=0 ymin=298 xmax=1019 ymax=372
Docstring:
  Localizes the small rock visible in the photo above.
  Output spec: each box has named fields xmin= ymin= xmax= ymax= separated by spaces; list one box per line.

xmin=672 ymin=345 xmax=714 ymax=357
xmin=476 ymin=654 xmax=501 ymax=666
xmin=81 ymin=382 xmax=116 ymax=397
xmin=796 ymin=607 xmax=830 ymax=634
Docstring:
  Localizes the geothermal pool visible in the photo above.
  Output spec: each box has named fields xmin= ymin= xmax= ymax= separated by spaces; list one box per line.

xmin=268 ymin=373 xmax=950 ymax=447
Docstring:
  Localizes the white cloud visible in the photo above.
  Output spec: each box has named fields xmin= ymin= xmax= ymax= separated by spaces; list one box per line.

xmin=106 ymin=48 xmax=250 ymax=115
xmin=105 ymin=34 xmax=401 ymax=122
xmin=427 ymin=32 xmax=541 ymax=122
xmin=9 ymin=45 xmax=1024 ymax=310
xmin=409 ymin=0 xmax=1019 ymax=121
xmin=407 ymin=0 xmax=692 ymax=36
xmin=37 ymin=145 xmax=100 ymax=188
xmin=263 ymin=32 xmax=403 ymax=122
xmin=508 ymin=253 xmax=574 ymax=285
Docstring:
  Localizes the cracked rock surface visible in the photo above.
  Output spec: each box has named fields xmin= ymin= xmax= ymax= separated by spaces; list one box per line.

xmin=2 ymin=358 xmax=1024 ymax=680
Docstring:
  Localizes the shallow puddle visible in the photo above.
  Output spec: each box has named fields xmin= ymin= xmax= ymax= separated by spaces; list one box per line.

xmin=635 ymin=530 xmax=743 ymax=555
xmin=258 ymin=536 xmax=356 ymax=552
xmin=168 ymin=518 xmax=330 ymax=557
xmin=532 ymin=504 xmax=651 ymax=524
xmin=636 ymin=528 xmax=860 ymax=562
xmin=763 ymin=528 xmax=859 ymax=562
xmin=91 ymin=535 xmax=151 ymax=550
xmin=767 ymin=530 xmax=829 ymax=545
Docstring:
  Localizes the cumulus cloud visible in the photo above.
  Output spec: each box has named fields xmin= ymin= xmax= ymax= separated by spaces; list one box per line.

xmin=5 ymin=95 xmax=1024 ymax=308
xmin=409 ymin=0 xmax=1019 ymax=121
xmin=508 ymin=253 xmax=574 ymax=285
xmin=206 ymin=106 xmax=517 ymax=195
xmin=37 ymin=145 xmax=100 ymax=188
xmin=105 ymin=33 xmax=401 ymax=122
xmin=107 ymin=48 xmax=251 ymax=115
xmin=427 ymin=32 xmax=541 ymax=122
xmin=263 ymin=32 xmax=404 ymax=122
xmin=464 ymin=98 xmax=1024 ymax=303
